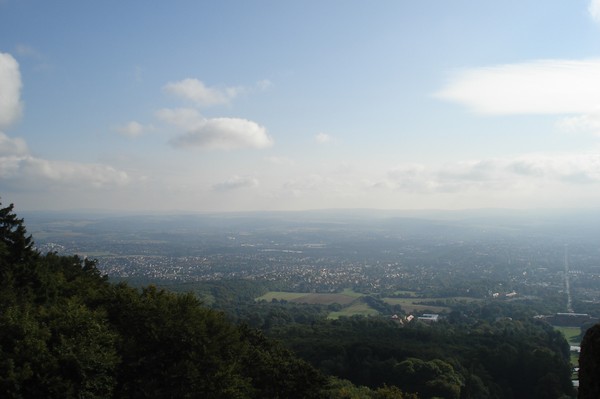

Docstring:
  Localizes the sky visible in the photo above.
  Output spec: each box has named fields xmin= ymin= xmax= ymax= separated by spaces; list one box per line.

xmin=3 ymin=1 xmax=600 ymax=212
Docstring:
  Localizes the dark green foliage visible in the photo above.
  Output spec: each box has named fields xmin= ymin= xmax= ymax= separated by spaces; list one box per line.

xmin=579 ymin=323 xmax=600 ymax=399
xmin=0 ymin=201 xmax=333 ymax=398
xmin=0 ymin=200 xmax=577 ymax=398
xmin=105 ymin=284 xmax=257 ymax=398
xmin=238 ymin=325 xmax=327 ymax=399
xmin=269 ymin=312 xmax=576 ymax=398
xmin=0 ymin=202 xmax=35 ymax=266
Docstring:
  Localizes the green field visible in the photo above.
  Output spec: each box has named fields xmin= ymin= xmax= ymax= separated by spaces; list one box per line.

xmin=554 ymin=326 xmax=581 ymax=344
xmin=256 ymin=291 xmax=358 ymax=305
xmin=256 ymin=292 xmax=312 ymax=302
xmin=383 ymin=296 xmax=482 ymax=314
xmin=340 ymin=288 xmax=365 ymax=298
xmin=256 ymin=290 xmax=482 ymax=319
xmin=553 ymin=326 xmax=581 ymax=369
xmin=382 ymin=297 xmax=448 ymax=314
xmin=327 ymin=300 xmax=380 ymax=319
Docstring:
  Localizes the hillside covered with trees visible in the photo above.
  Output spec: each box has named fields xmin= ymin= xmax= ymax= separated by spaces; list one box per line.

xmin=1 ymin=200 xmax=594 ymax=398
xmin=0 ymin=201 xmax=422 ymax=398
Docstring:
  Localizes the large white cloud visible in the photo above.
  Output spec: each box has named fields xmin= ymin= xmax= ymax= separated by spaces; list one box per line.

xmin=436 ymin=59 xmax=600 ymax=115
xmin=158 ymin=108 xmax=273 ymax=150
xmin=0 ymin=52 xmax=23 ymax=128
xmin=163 ymin=78 xmax=241 ymax=107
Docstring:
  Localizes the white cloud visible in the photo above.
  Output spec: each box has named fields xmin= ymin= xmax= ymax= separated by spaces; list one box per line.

xmin=315 ymin=132 xmax=333 ymax=144
xmin=0 ymin=132 xmax=28 ymax=156
xmin=0 ymin=51 xmax=130 ymax=193
xmin=171 ymin=118 xmax=272 ymax=150
xmin=382 ymin=153 xmax=600 ymax=194
xmin=0 ymin=52 xmax=23 ymax=128
xmin=212 ymin=175 xmax=259 ymax=191
xmin=158 ymin=108 xmax=273 ymax=150
xmin=557 ymin=111 xmax=600 ymax=135
xmin=436 ymin=59 xmax=600 ymax=115
xmin=0 ymin=154 xmax=129 ymax=189
xmin=256 ymin=79 xmax=272 ymax=90
xmin=590 ymin=0 xmax=600 ymax=23
xmin=156 ymin=108 xmax=205 ymax=130
xmin=163 ymin=78 xmax=241 ymax=106
xmin=114 ymin=121 xmax=149 ymax=138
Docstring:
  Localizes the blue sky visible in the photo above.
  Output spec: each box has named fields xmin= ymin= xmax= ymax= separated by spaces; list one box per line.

xmin=2 ymin=1 xmax=600 ymax=212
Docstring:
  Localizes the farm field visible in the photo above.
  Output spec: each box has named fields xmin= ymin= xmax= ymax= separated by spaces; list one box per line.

xmin=256 ymin=291 xmax=358 ymax=305
xmin=382 ymin=296 xmax=481 ymax=314
xmin=328 ymin=300 xmax=380 ymax=319
xmin=256 ymin=290 xmax=483 ymax=318
xmin=382 ymin=298 xmax=449 ymax=314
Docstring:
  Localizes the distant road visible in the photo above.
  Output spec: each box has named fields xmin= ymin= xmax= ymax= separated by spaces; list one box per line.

xmin=565 ymin=244 xmax=573 ymax=313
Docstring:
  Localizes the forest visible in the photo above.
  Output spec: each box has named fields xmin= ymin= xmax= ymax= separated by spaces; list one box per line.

xmin=0 ymin=200 xmax=589 ymax=398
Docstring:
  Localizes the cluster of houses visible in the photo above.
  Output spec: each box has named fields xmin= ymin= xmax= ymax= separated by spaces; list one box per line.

xmin=391 ymin=313 xmax=440 ymax=325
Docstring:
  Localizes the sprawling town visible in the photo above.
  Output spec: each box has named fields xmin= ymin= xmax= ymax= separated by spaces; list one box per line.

xmin=27 ymin=210 xmax=600 ymax=311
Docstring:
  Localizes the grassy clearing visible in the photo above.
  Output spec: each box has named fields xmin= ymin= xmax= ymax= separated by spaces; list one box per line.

xmin=256 ymin=291 xmax=485 ymax=318
xmin=554 ymin=326 xmax=581 ymax=344
xmin=291 ymin=293 xmax=357 ymax=305
xmin=340 ymin=288 xmax=365 ymax=298
xmin=256 ymin=292 xmax=310 ymax=302
xmin=382 ymin=297 xmax=449 ymax=314
xmin=256 ymin=291 xmax=359 ymax=305
xmin=553 ymin=326 xmax=581 ymax=369
xmin=327 ymin=300 xmax=380 ymax=319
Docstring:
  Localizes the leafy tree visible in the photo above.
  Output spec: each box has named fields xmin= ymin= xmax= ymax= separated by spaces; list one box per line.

xmin=238 ymin=325 xmax=327 ymax=398
xmin=103 ymin=285 xmax=252 ymax=398
xmin=579 ymin=323 xmax=600 ymax=399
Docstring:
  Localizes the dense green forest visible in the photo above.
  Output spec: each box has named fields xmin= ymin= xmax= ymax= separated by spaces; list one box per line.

xmin=0 ymin=201 xmax=419 ymax=398
xmin=0 ymin=200 xmax=590 ymax=398
xmin=162 ymin=280 xmax=578 ymax=398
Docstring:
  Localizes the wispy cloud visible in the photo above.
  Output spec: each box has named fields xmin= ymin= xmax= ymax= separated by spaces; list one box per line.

xmin=256 ymin=79 xmax=272 ymax=90
xmin=0 ymin=52 xmax=23 ymax=128
xmin=382 ymin=154 xmax=600 ymax=194
xmin=15 ymin=44 xmax=43 ymax=59
xmin=163 ymin=78 xmax=242 ymax=107
xmin=1 ymin=156 xmax=130 ymax=189
xmin=0 ymin=132 xmax=28 ymax=156
xmin=158 ymin=108 xmax=273 ymax=150
xmin=557 ymin=112 xmax=600 ymax=136
xmin=315 ymin=132 xmax=333 ymax=144
xmin=590 ymin=0 xmax=600 ymax=23
xmin=114 ymin=121 xmax=151 ymax=138
xmin=212 ymin=175 xmax=259 ymax=191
